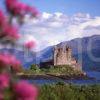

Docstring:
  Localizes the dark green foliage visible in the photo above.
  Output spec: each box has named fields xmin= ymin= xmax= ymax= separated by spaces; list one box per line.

xmin=25 ymin=64 xmax=83 ymax=76
xmin=30 ymin=64 xmax=39 ymax=70
xmin=82 ymin=85 xmax=100 ymax=100
xmin=23 ymin=64 xmax=41 ymax=74
xmin=38 ymin=83 xmax=100 ymax=100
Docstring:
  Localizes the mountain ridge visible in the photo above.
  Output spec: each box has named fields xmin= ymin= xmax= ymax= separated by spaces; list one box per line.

xmin=0 ymin=35 xmax=100 ymax=71
xmin=38 ymin=35 xmax=100 ymax=71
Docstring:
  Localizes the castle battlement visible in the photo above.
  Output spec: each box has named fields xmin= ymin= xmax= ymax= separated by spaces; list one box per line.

xmin=54 ymin=46 xmax=72 ymax=65
xmin=53 ymin=45 xmax=81 ymax=70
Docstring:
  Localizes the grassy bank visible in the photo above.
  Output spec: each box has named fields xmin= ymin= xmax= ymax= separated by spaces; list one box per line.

xmin=38 ymin=82 xmax=100 ymax=100
xmin=21 ymin=65 xmax=88 ymax=80
xmin=23 ymin=65 xmax=82 ymax=74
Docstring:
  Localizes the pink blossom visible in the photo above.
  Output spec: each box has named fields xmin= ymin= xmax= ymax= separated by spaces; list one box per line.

xmin=0 ymin=53 xmax=21 ymax=71
xmin=6 ymin=0 xmax=26 ymax=15
xmin=6 ymin=0 xmax=17 ymax=12
xmin=12 ymin=3 xmax=27 ymax=16
xmin=0 ymin=73 xmax=10 ymax=90
xmin=3 ymin=25 xmax=20 ymax=39
xmin=0 ymin=10 xmax=19 ymax=39
xmin=0 ymin=10 xmax=6 ymax=28
xmin=25 ymin=6 xmax=39 ymax=17
xmin=6 ymin=0 xmax=39 ymax=17
xmin=11 ymin=60 xmax=21 ymax=72
xmin=0 ymin=53 xmax=12 ymax=65
xmin=0 ymin=10 xmax=4 ymax=24
xmin=13 ymin=81 xmax=38 ymax=100
xmin=25 ymin=41 xmax=36 ymax=49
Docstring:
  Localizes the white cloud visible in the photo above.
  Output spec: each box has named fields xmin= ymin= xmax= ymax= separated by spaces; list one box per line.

xmin=42 ymin=12 xmax=52 ymax=19
xmin=19 ymin=12 xmax=100 ymax=51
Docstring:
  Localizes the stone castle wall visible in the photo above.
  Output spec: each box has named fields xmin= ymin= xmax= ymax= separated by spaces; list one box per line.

xmin=53 ymin=46 xmax=81 ymax=70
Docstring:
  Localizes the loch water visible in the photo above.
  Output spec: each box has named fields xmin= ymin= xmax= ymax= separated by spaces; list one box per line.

xmin=22 ymin=71 xmax=100 ymax=85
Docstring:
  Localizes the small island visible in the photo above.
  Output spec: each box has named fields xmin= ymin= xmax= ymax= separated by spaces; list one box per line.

xmin=18 ymin=46 xmax=92 ymax=80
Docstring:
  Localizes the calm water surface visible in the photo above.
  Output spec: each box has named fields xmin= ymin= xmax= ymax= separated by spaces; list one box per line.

xmin=23 ymin=71 xmax=100 ymax=85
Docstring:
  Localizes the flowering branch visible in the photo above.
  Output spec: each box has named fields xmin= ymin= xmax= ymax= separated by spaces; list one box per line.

xmin=0 ymin=0 xmax=39 ymax=99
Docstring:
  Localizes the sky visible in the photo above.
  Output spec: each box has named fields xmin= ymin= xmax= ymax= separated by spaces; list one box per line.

xmin=1 ymin=0 xmax=100 ymax=16
xmin=0 ymin=0 xmax=100 ymax=51
xmin=22 ymin=0 xmax=100 ymax=16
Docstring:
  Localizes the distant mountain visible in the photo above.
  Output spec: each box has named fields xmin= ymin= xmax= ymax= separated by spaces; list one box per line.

xmin=38 ymin=35 xmax=100 ymax=71
xmin=0 ymin=35 xmax=100 ymax=71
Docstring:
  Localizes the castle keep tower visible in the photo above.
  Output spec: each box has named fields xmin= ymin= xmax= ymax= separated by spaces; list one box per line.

xmin=40 ymin=45 xmax=81 ymax=71
xmin=54 ymin=46 xmax=72 ymax=65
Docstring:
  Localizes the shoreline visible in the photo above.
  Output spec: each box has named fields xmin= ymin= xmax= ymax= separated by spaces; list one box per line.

xmin=17 ymin=74 xmax=95 ymax=80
